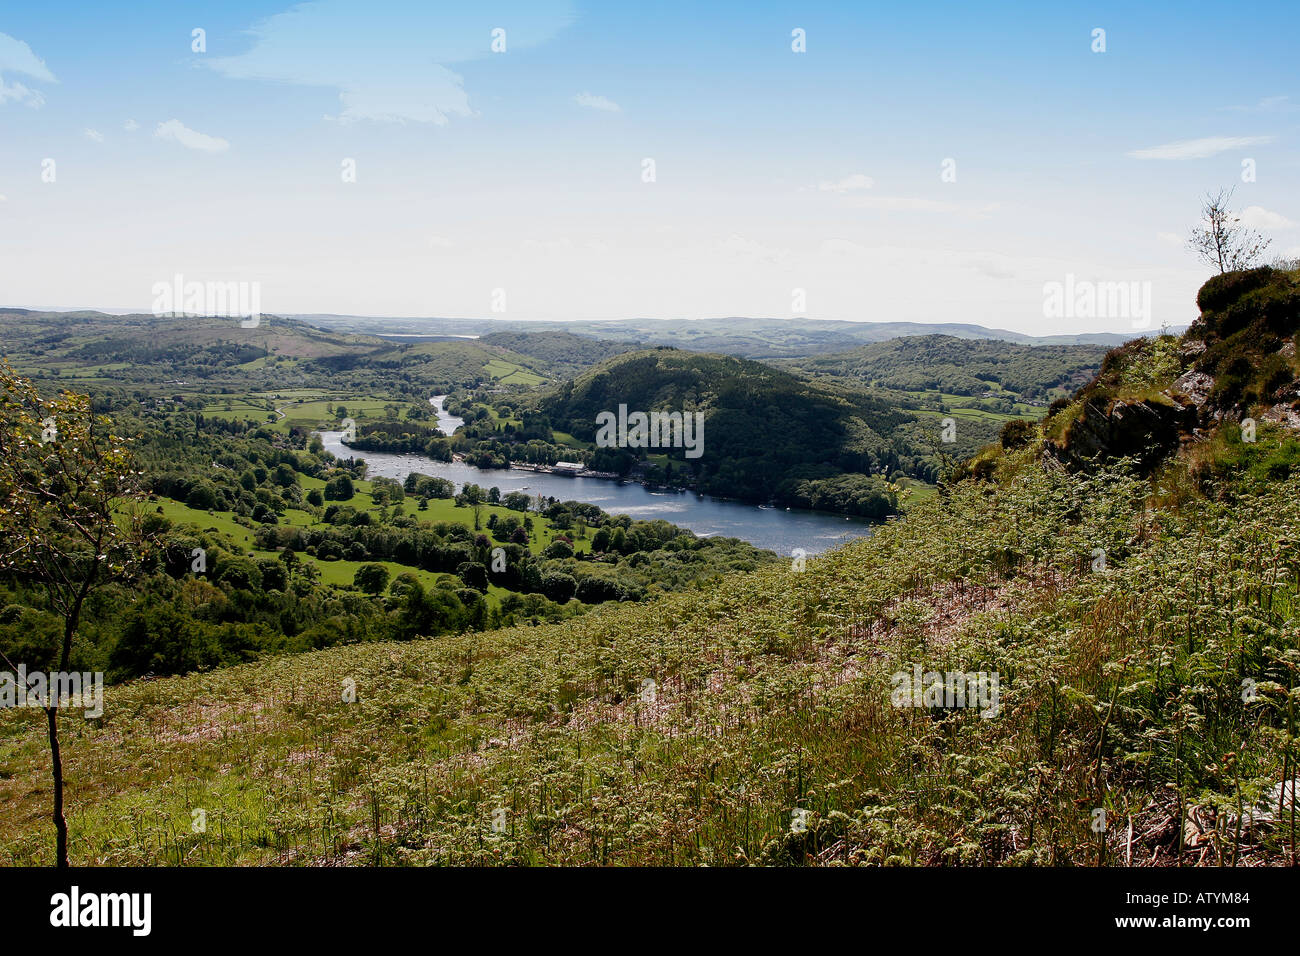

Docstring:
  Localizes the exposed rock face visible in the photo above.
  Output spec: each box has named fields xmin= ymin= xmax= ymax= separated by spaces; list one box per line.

xmin=1049 ymin=393 xmax=1199 ymax=473
xmin=1172 ymin=370 xmax=1214 ymax=406
xmin=1042 ymin=267 xmax=1300 ymax=475
xmin=1262 ymin=404 xmax=1300 ymax=430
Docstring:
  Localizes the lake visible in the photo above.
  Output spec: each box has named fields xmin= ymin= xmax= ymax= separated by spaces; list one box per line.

xmin=430 ymin=395 xmax=464 ymax=436
xmin=317 ymin=398 xmax=874 ymax=555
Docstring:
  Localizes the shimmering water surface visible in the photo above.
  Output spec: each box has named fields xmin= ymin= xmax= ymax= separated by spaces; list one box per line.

xmin=319 ymin=396 xmax=873 ymax=555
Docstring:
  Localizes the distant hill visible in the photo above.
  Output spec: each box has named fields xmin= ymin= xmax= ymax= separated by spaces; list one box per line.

xmin=556 ymin=317 xmax=1142 ymax=358
xmin=0 ymin=309 xmax=551 ymax=393
xmin=777 ymin=335 xmax=1109 ymax=402
xmin=535 ymin=347 xmax=935 ymax=511
xmin=292 ymin=312 xmax=1158 ymax=359
xmin=478 ymin=330 xmax=639 ymax=377
xmin=8 ymin=307 xmax=1155 ymax=366
xmin=0 ymin=309 xmax=384 ymax=389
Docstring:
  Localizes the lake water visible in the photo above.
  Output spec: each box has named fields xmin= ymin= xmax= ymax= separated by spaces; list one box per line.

xmin=318 ymin=401 xmax=874 ymax=555
xmin=430 ymin=395 xmax=464 ymax=436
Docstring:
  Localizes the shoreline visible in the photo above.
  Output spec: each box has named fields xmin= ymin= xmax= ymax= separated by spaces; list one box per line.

xmin=434 ymin=447 xmax=887 ymax=525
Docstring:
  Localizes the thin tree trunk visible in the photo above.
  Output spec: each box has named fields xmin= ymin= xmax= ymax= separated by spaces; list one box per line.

xmin=46 ymin=581 xmax=89 ymax=870
xmin=45 ymin=705 xmax=68 ymax=867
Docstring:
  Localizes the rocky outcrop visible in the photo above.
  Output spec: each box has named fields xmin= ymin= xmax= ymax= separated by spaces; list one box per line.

xmin=1172 ymin=369 xmax=1213 ymax=405
xmin=1048 ymin=392 xmax=1199 ymax=473
xmin=1041 ymin=267 xmax=1300 ymax=475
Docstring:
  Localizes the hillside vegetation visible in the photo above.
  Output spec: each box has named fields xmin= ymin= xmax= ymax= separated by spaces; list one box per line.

xmin=522 ymin=317 xmax=1138 ymax=359
xmin=478 ymin=330 xmax=638 ymax=378
xmin=0 ymin=386 xmax=775 ymax=686
xmin=300 ymin=314 xmax=1141 ymax=359
xmin=779 ymin=334 xmax=1106 ymax=402
xmin=536 ymin=347 xmax=923 ymax=511
xmin=1 ymin=270 xmax=1297 ymax=867
xmin=0 ymin=310 xmax=554 ymax=394
xmin=779 ymin=335 xmax=1106 ymax=457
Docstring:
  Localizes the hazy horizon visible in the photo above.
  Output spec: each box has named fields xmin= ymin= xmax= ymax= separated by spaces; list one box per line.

xmin=0 ymin=305 xmax=1192 ymax=338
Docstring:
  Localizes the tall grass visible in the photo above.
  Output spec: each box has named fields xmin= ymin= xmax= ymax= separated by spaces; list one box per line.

xmin=2 ymin=435 xmax=1297 ymax=866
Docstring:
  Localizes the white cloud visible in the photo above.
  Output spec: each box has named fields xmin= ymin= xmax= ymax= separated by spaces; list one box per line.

xmin=1157 ymin=231 xmax=1183 ymax=245
xmin=574 ymin=92 xmax=620 ymax=112
xmin=123 ymin=119 xmax=139 ymax=131
xmin=1128 ymin=135 xmax=1273 ymax=160
xmin=1223 ymin=95 xmax=1294 ymax=113
xmin=1240 ymin=205 xmax=1294 ymax=229
xmin=154 ymin=119 xmax=230 ymax=152
xmin=0 ymin=32 xmax=55 ymax=108
xmin=0 ymin=33 xmax=54 ymax=80
xmin=428 ymin=236 xmax=456 ymax=248
xmin=815 ymin=173 xmax=873 ymax=192
xmin=84 ymin=128 xmax=104 ymax=143
xmin=0 ymin=78 xmax=44 ymax=107
xmin=0 ymin=194 xmax=7 ymax=202
xmin=206 ymin=0 xmax=575 ymax=125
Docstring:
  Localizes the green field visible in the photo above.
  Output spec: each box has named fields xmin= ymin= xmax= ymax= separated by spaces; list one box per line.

xmin=483 ymin=358 xmax=544 ymax=386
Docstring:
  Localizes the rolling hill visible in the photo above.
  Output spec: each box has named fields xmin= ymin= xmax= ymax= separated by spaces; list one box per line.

xmin=0 ymin=310 xmax=552 ymax=393
xmin=295 ymin=313 xmax=1155 ymax=359
xmin=534 ymin=347 xmax=933 ymax=509
xmin=777 ymin=335 xmax=1108 ymax=401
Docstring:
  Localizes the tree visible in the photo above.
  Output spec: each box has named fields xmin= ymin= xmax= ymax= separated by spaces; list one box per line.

xmin=459 ymin=483 xmax=486 ymax=530
xmin=0 ymin=361 xmax=148 ymax=867
xmin=1188 ymin=187 xmax=1272 ymax=274
xmin=186 ymin=481 xmax=218 ymax=510
xmin=543 ymin=538 xmax=574 ymax=559
xmin=324 ymin=474 xmax=354 ymax=501
xmin=354 ymin=563 xmax=390 ymax=594
xmin=457 ymin=560 xmax=489 ymax=591
xmin=394 ymin=580 xmax=466 ymax=640
xmin=540 ymin=570 xmax=576 ymax=603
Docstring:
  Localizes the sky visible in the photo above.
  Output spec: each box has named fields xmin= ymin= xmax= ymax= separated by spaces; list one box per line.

xmin=1 ymin=0 xmax=1297 ymax=334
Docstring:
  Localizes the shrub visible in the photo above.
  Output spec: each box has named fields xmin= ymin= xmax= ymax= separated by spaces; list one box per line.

xmin=999 ymin=418 xmax=1035 ymax=450
xmin=542 ymin=539 xmax=574 ymax=559
xmin=1196 ymin=266 xmax=1276 ymax=314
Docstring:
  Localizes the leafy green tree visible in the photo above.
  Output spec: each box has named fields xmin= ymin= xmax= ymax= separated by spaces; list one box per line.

xmin=354 ymin=563 xmax=390 ymax=594
xmin=324 ymin=474 xmax=354 ymax=501
xmin=0 ymin=361 xmax=148 ymax=867
xmin=543 ymin=538 xmax=574 ymax=559
xmin=186 ymin=481 xmax=218 ymax=510
xmin=541 ymin=570 xmax=577 ymax=603
xmin=457 ymin=560 xmax=489 ymax=591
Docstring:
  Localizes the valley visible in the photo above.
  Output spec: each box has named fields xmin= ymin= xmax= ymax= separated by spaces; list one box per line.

xmin=4 ymin=268 xmax=1296 ymax=869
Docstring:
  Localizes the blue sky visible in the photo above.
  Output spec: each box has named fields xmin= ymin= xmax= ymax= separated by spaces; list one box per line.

xmin=1 ymin=0 xmax=1296 ymax=332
